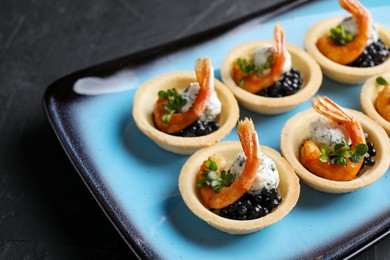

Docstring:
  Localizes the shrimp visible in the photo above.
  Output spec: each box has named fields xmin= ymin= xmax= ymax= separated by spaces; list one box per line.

xmin=300 ymin=96 xmax=366 ymax=181
xmin=374 ymin=84 xmax=390 ymax=121
xmin=316 ymin=0 xmax=371 ymax=65
xmin=198 ymin=118 xmax=262 ymax=209
xmin=153 ymin=57 xmax=213 ymax=134
xmin=232 ymin=23 xmax=286 ymax=94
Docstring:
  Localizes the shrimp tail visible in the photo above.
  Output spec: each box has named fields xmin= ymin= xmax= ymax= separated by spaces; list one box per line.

xmin=236 ymin=118 xmax=262 ymax=190
xmin=312 ymin=96 xmax=365 ymax=147
xmin=312 ymin=96 xmax=354 ymax=123
xmin=193 ymin=57 xmax=214 ymax=116
xmin=339 ymin=0 xmax=370 ymax=21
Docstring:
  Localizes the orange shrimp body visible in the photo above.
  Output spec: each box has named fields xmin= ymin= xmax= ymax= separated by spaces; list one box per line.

xmin=153 ymin=57 xmax=213 ymax=134
xmin=300 ymin=96 xmax=366 ymax=181
xmin=198 ymin=118 xmax=262 ymax=209
xmin=375 ymin=84 xmax=390 ymax=121
xmin=232 ymin=23 xmax=286 ymax=94
xmin=316 ymin=0 xmax=371 ymax=65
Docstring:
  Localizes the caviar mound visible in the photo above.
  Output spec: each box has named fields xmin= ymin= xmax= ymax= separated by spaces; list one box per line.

xmin=221 ymin=41 xmax=322 ymax=115
xmin=178 ymin=142 xmax=300 ymax=234
xmin=281 ymin=108 xmax=390 ymax=193
xmin=305 ymin=17 xmax=390 ymax=84
xmin=348 ymin=39 xmax=390 ymax=68
xmin=258 ymin=69 xmax=303 ymax=97
xmin=216 ymin=188 xmax=282 ymax=221
xmin=132 ymin=71 xmax=239 ymax=154
xmin=175 ymin=119 xmax=219 ymax=137
xmin=360 ymin=73 xmax=390 ymax=135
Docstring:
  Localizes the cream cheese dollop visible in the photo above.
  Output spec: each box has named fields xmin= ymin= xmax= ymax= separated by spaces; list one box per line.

xmin=310 ymin=116 xmax=351 ymax=151
xmin=339 ymin=16 xmax=378 ymax=46
xmin=229 ymin=151 xmax=279 ymax=195
xmin=180 ymin=82 xmax=221 ymax=122
xmin=252 ymin=44 xmax=292 ymax=76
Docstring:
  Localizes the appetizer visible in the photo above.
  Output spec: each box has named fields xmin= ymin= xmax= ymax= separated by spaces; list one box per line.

xmin=231 ymin=23 xmax=301 ymax=97
xmin=316 ymin=0 xmax=389 ymax=67
xmin=360 ymin=74 xmax=390 ymax=134
xmin=179 ymin=118 xmax=300 ymax=234
xmin=132 ymin=57 xmax=239 ymax=154
xmin=300 ymin=96 xmax=371 ymax=181
xmin=153 ymin=57 xmax=220 ymax=136
xmin=221 ymin=23 xmax=322 ymax=114
xmin=305 ymin=0 xmax=390 ymax=84
xmin=281 ymin=96 xmax=390 ymax=193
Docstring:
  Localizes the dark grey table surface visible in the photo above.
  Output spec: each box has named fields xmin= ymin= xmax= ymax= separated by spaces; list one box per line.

xmin=1 ymin=0 xmax=390 ymax=259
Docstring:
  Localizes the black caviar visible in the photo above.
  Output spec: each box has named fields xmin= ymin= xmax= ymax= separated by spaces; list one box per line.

xmin=175 ymin=119 xmax=219 ymax=137
xmin=361 ymin=132 xmax=376 ymax=169
xmin=348 ymin=39 xmax=390 ymax=67
xmin=215 ymin=188 xmax=282 ymax=220
xmin=258 ymin=68 xmax=303 ymax=97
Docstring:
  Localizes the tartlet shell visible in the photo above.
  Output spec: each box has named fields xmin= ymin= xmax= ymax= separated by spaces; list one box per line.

xmin=178 ymin=141 xmax=300 ymax=234
xmin=220 ymin=41 xmax=322 ymax=115
xmin=360 ymin=72 xmax=390 ymax=135
xmin=132 ymin=71 xmax=239 ymax=155
xmin=281 ymin=108 xmax=390 ymax=193
xmin=305 ymin=17 xmax=390 ymax=85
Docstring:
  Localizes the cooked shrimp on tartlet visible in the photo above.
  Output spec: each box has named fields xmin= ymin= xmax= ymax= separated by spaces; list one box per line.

xmin=179 ymin=118 xmax=300 ymax=234
xmin=300 ymin=96 xmax=367 ymax=181
xmin=132 ymin=57 xmax=239 ymax=154
xmin=305 ymin=0 xmax=390 ymax=84
xmin=281 ymin=96 xmax=390 ymax=193
xmin=221 ymin=23 xmax=322 ymax=114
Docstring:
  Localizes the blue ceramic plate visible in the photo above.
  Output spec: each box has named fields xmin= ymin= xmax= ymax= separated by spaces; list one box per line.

xmin=43 ymin=0 xmax=390 ymax=259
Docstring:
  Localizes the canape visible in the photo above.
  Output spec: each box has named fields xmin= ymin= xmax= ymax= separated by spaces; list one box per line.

xmin=221 ymin=23 xmax=322 ymax=114
xmin=304 ymin=0 xmax=390 ymax=84
xmin=133 ymin=57 xmax=239 ymax=154
xmin=179 ymin=118 xmax=300 ymax=234
xmin=281 ymin=96 xmax=390 ymax=193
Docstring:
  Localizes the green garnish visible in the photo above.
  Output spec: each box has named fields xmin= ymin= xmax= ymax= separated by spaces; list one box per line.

xmin=330 ymin=25 xmax=355 ymax=45
xmin=197 ymin=159 xmax=235 ymax=193
xmin=235 ymin=56 xmax=273 ymax=86
xmin=319 ymin=142 xmax=368 ymax=167
xmin=157 ymin=88 xmax=186 ymax=123
xmin=236 ymin=58 xmax=254 ymax=74
xmin=238 ymin=78 xmax=245 ymax=87
xmin=376 ymin=76 xmax=389 ymax=85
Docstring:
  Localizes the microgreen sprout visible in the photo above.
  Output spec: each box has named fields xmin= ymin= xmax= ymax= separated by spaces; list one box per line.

xmin=319 ymin=142 xmax=368 ymax=167
xmin=330 ymin=25 xmax=355 ymax=45
xmin=376 ymin=76 xmax=389 ymax=85
xmin=235 ymin=56 xmax=273 ymax=87
xmin=197 ymin=159 xmax=235 ymax=193
xmin=157 ymin=88 xmax=186 ymax=123
xmin=236 ymin=57 xmax=272 ymax=75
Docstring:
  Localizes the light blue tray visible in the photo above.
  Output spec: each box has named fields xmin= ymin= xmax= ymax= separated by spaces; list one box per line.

xmin=44 ymin=0 xmax=390 ymax=258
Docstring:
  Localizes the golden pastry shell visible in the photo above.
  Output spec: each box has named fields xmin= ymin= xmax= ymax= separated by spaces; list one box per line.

xmin=305 ymin=17 xmax=390 ymax=85
xmin=178 ymin=141 xmax=300 ymax=234
xmin=220 ymin=41 xmax=322 ymax=115
xmin=281 ymin=108 xmax=390 ymax=193
xmin=132 ymin=71 xmax=239 ymax=155
xmin=360 ymin=72 xmax=390 ymax=135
